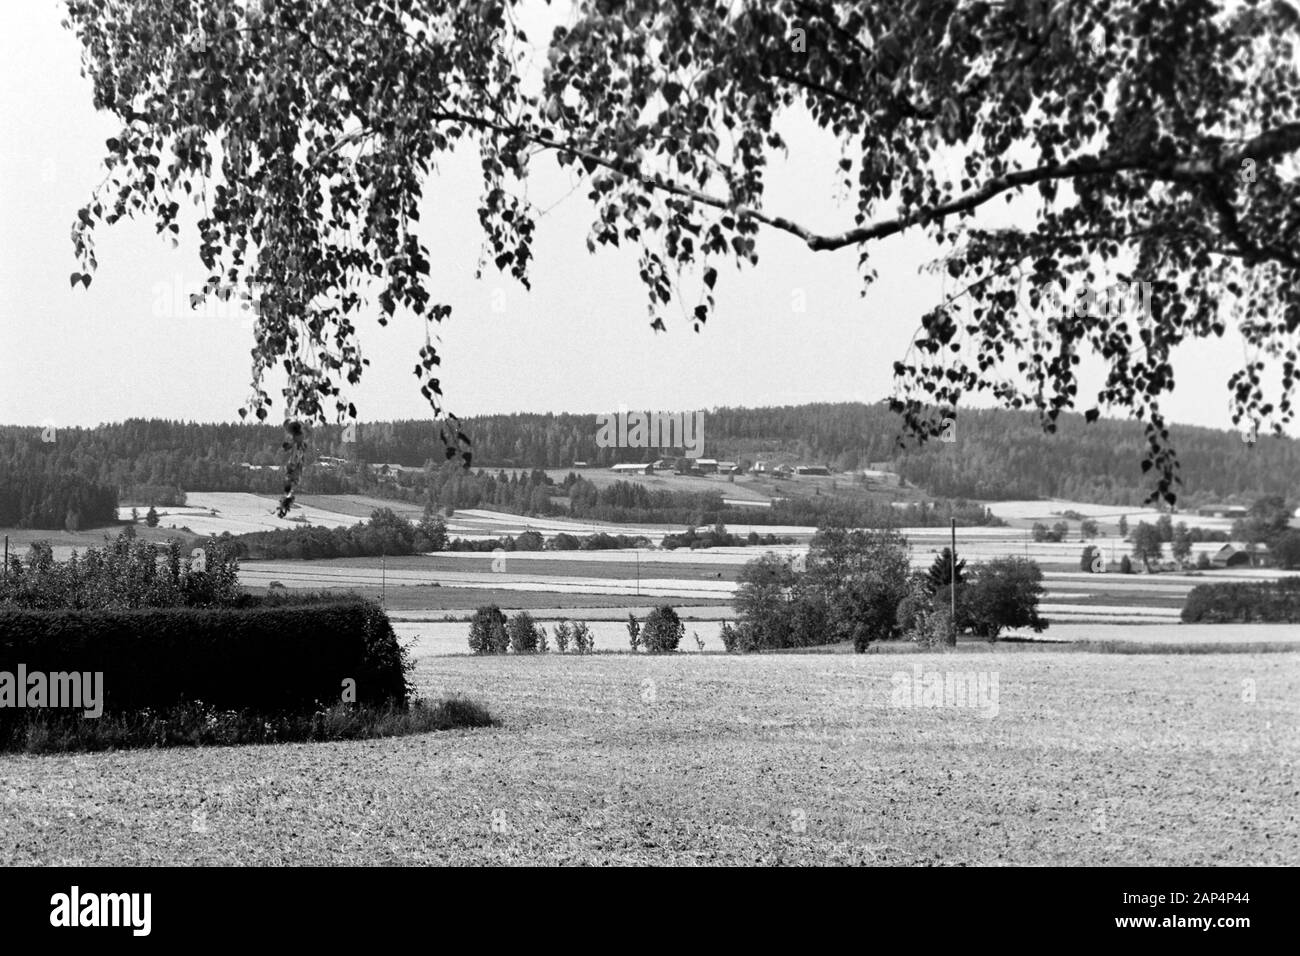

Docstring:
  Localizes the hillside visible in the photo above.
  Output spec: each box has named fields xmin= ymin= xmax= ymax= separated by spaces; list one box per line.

xmin=0 ymin=403 xmax=1294 ymax=529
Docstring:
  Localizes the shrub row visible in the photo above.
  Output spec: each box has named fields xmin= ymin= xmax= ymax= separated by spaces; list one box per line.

xmin=467 ymin=605 xmax=687 ymax=654
xmin=1180 ymin=578 xmax=1300 ymax=623
xmin=0 ymin=597 xmax=411 ymax=719
xmin=467 ymin=606 xmax=597 ymax=654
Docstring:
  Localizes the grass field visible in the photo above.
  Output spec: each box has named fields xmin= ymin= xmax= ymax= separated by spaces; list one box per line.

xmin=2 ymin=650 xmax=1294 ymax=865
xmin=239 ymin=540 xmax=1273 ymax=620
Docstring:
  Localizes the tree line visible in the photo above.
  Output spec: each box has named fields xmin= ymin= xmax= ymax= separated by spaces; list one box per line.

xmin=3 ymin=403 xmax=1293 ymax=529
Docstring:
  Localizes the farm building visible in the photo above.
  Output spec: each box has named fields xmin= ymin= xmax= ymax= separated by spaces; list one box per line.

xmin=795 ymin=465 xmax=831 ymax=476
xmin=572 ymin=460 xmax=589 ymax=468
xmin=1211 ymin=543 xmax=1256 ymax=567
xmin=716 ymin=461 xmax=741 ymax=474
xmin=611 ymin=462 xmax=653 ymax=475
xmin=752 ymin=461 xmax=768 ymax=472
xmin=694 ymin=458 xmax=719 ymax=474
xmin=1197 ymin=504 xmax=1248 ymax=518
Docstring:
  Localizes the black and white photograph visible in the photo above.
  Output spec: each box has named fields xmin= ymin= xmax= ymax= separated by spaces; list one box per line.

xmin=0 ymin=0 xmax=1294 ymax=932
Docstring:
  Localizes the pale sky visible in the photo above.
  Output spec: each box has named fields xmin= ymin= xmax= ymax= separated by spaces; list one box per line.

xmin=0 ymin=0 xmax=1263 ymax=435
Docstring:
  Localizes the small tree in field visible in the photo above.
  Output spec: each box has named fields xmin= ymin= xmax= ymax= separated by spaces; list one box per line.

xmin=964 ymin=558 xmax=1047 ymax=640
xmin=145 ymin=506 xmax=160 ymax=528
xmin=552 ymin=620 xmax=572 ymax=653
xmin=570 ymin=621 xmax=595 ymax=654
xmin=1131 ymin=522 xmax=1164 ymax=572
xmin=626 ymin=613 xmax=641 ymax=652
xmin=418 ymin=505 xmax=448 ymax=552
xmin=641 ymin=605 xmax=684 ymax=653
xmin=925 ymin=547 xmax=966 ymax=593
xmin=1171 ymin=522 xmax=1193 ymax=567
xmin=506 ymin=611 xmax=540 ymax=654
xmin=468 ymin=605 xmax=509 ymax=655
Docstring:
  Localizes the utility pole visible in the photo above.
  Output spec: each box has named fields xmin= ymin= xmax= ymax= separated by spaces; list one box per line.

xmin=636 ymin=548 xmax=640 ymax=597
xmin=381 ymin=551 xmax=386 ymax=609
xmin=949 ymin=518 xmax=957 ymax=647
xmin=2 ymin=535 xmax=7 ymax=586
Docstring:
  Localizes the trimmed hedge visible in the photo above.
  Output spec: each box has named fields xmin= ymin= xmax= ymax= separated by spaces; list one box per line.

xmin=1180 ymin=577 xmax=1300 ymax=623
xmin=0 ymin=598 xmax=411 ymax=716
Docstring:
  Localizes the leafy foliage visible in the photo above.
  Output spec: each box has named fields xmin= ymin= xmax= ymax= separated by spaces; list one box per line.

xmin=731 ymin=526 xmax=911 ymax=651
xmin=467 ymin=605 xmax=509 ymax=656
xmin=61 ymin=3 xmax=1300 ymax=507
xmin=1130 ymin=521 xmax=1165 ymax=571
xmin=569 ymin=621 xmax=595 ymax=654
xmin=1181 ymin=578 xmax=1300 ymax=622
xmin=506 ymin=610 xmax=540 ymax=654
xmin=961 ymin=558 xmax=1048 ymax=640
xmin=0 ymin=527 xmax=241 ymax=610
xmin=926 ymin=547 xmax=966 ymax=592
xmin=640 ymin=605 xmax=684 ymax=654
xmin=0 ymin=597 xmax=412 ymax=715
xmin=552 ymin=619 xmax=572 ymax=654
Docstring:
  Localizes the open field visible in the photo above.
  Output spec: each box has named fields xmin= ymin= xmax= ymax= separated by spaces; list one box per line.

xmin=979 ymin=499 xmax=1242 ymax=535
xmin=240 ymin=520 xmax=1293 ymax=622
xmin=2 ymin=651 xmax=1294 ymax=865
xmin=11 ymin=498 xmax=1294 ymax=622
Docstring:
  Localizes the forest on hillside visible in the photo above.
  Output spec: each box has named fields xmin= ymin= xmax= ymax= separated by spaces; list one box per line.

xmin=0 ymin=404 xmax=1293 ymax=528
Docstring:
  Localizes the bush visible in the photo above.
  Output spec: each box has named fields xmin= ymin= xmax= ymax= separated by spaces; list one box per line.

xmin=1119 ymin=554 xmax=1134 ymax=574
xmin=1181 ymin=578 xmax=1300 ymax=622
xmin=514 ymin=530 xmax=544 ymax=551
xmin=917 ymin=604 xmax=955 ymax=648
xmin=467 ymin=605 xmax=509 ymax=655
xmin=0 ymin=598 xmax=411 ymax=727
xmin=787 ymin=589 xmax=833 ymax=648
xmin=897 ymin=590 xmax=930 ymax=637
xmin=641 ymin=605 xmax=684 ymax=653
xmin=962 ymin=557 xmax=1047 ymax=640
xmin=506 ymin=611 xmax=540 ymax=653
xmin=570 ymin=621 xmax=595 ymax=654
xmin=1274 ymin=530 xmax=1300 ymax=570
xmin=627 ymin=613 xmax=641 ymax=652
xmin=1195 ymin=550 xmax=1212 ymax=570
xmin=553 ymin=620 xmax=572 ymax=653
